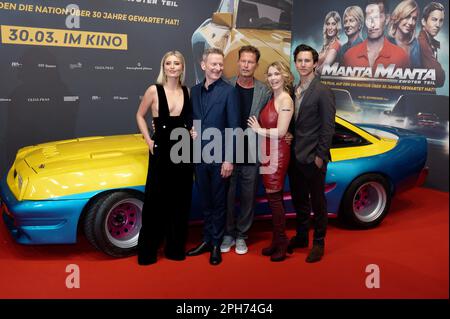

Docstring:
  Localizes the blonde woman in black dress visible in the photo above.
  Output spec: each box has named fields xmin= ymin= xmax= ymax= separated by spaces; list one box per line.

xmin=136 ymin=51 xmax=193 ymax=265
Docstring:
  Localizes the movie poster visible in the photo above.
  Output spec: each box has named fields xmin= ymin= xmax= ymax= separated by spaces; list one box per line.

xmin=292 ymin=0 xmax=449 ymax=190
xmin=292 ymin=0 xmax=448 ymax=134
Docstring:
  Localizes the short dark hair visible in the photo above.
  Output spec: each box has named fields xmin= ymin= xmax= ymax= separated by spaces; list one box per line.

xmin=238 ymin=45 xmax=261 ymax=62
xmin=293 ymin=44 xmax=319 ymax=63
xmin=422 ymin=2 xmax=444 ymax=21
xmin=366 ymin=0 xmax=389 ymax=14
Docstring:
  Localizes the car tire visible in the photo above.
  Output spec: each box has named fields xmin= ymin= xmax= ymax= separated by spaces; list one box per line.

xmin=84 ymin=190 xmax=144 ymax=257
xmin=339 ymin=174 xmax=391 ymax=228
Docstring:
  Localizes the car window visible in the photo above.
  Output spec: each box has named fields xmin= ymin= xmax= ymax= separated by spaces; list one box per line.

xmin=333 ymin=90 xmax=355 ymax=112
xmin=236 ymin=0 xmax=291 ymax=30
xmin=218 ymin=0 xmax=234 ymax=13
xmin=332 ymin=122 xmax=371 ymax=148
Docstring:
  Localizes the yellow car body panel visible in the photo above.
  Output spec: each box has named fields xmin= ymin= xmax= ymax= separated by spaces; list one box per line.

xmin=332 ymin=117 xmax=396 ymax=161
xmin=7 ymin=134 xmax=149 ymax=201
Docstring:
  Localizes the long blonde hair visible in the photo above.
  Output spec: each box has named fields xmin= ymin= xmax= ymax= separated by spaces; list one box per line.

xmin=266 ymin=61 xmax=294 ymax=94
xmin=156 ymin=50 xmax=186 ymax=85
xmin=321 ymin=11 xmax=342 ymax=53
xmin=388 ymin=0 xmax=419 ymax=44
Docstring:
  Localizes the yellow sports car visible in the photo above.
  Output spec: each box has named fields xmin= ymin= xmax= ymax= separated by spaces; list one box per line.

xmin=192 ymin=0 xmax=292 ymax=82
xmin=0 ymin=117 xmax=428 ymax=257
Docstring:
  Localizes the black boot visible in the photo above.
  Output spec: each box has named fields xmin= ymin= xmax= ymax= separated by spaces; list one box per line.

xmin=306 ymin=243 xmax=324 ymax=263
xmin=165 ymin=248 xmax=186 ymax=261
xmin=137 ymin=227 xmax=158 ymax=265
xmin=138 ymin=254 xmax=157 ymax=266
xmin=262 ymin=241 xmax=277 ymax=256
xmin=270 ymin=243 xmax=289 ymax=262
xmin=287 ymin=234 xmax=309 ymax=253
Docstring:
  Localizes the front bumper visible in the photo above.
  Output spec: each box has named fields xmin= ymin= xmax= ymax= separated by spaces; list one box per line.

xmin=0 ymin=176 xmax=89 ymax=244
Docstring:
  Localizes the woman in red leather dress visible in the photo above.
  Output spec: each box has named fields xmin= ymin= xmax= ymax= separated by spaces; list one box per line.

xmin=248 ymin=61 xmax=294 ymax=262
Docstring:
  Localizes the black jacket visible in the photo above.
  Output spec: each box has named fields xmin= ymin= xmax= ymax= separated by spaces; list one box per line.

xmin=290 ymin=77 xmax=335 ymax=164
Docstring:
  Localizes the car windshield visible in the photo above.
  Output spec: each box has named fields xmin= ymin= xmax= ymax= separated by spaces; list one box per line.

xmin=218 ymin=0 xmax=234 ymax=13
xmin=236 ymin=0 xmax=292 ymax=30
xmin=333 ymin=90 xmax=355 ymax=112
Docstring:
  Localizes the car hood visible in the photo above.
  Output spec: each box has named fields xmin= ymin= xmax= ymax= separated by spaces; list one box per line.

xmin=21 ymin=135 xmax=146 ymax=172
xmin=237 ymin=29 xmax=291 ymax=62
xmin=7 ymin=134 xmax=148 ymax=200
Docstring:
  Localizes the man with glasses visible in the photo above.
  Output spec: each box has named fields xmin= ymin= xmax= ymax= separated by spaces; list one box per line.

xmin=343 ymin=0 xmax=410 ymax=70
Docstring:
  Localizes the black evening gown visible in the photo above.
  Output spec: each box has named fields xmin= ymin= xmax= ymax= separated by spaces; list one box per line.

xmin=137 ymin=84 xmax=193 ymax=265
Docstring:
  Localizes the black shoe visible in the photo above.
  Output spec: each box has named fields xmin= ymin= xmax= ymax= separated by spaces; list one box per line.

xmin=261 ymin=244 xmax=277 ymax=256
xmin=164 ymin=247 xmax=186 ymax=261
xmin=165 ymin=252 xmax=186 ymax=261
xmin=209 ymin=246 xmax=222 ymax=265
xmin=186 ymin=242 xmax=211 ymax=256
xmin=306 ymin=244 xmax=324 ymax=263
xmin=137 ymin=254 xmax=157 ymax=266
xmin=287 ymin=235 xmax=309 ymax=253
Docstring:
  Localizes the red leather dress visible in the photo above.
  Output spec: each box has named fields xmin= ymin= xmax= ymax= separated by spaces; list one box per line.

xmin=259 ymin=98 xmax=290 ymax=190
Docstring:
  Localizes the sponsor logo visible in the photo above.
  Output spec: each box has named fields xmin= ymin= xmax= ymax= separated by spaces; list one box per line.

xmin=69 ymin=62 xmax=83 ymax=69
xmin=27 ymin=97 xmax=50 ymax=102
xmin=0 ymin=98 xmax=12 ymax=102
xmin=94 ymin=65 xmax=114 ymax=70
xmin=113 ymin=96 xmax=129 ymax=101
xmin=125 ymin=62 xmax=152 ymax=71
xmin=37 ymin=64 xmax=57 ymax=69
xmin=11 ymin=62 xmax=22 ymax=68
xmin=64 ymin=96 xmax=79 ymax=102
xmin=92 ymin=96 xmax=102 ymax=101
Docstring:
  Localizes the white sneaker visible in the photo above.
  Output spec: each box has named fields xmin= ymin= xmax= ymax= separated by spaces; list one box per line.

xmin=220 ymin=236 xmax=235 ymax=253
xmin=235 ymin=238 xmax=248 ymax=255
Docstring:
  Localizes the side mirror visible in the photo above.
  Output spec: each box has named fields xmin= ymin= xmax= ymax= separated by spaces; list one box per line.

xmin=212 ymin=12 xmax=233 ymax=28
xmin=383 ymin=110 xmax=392 ymax=115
